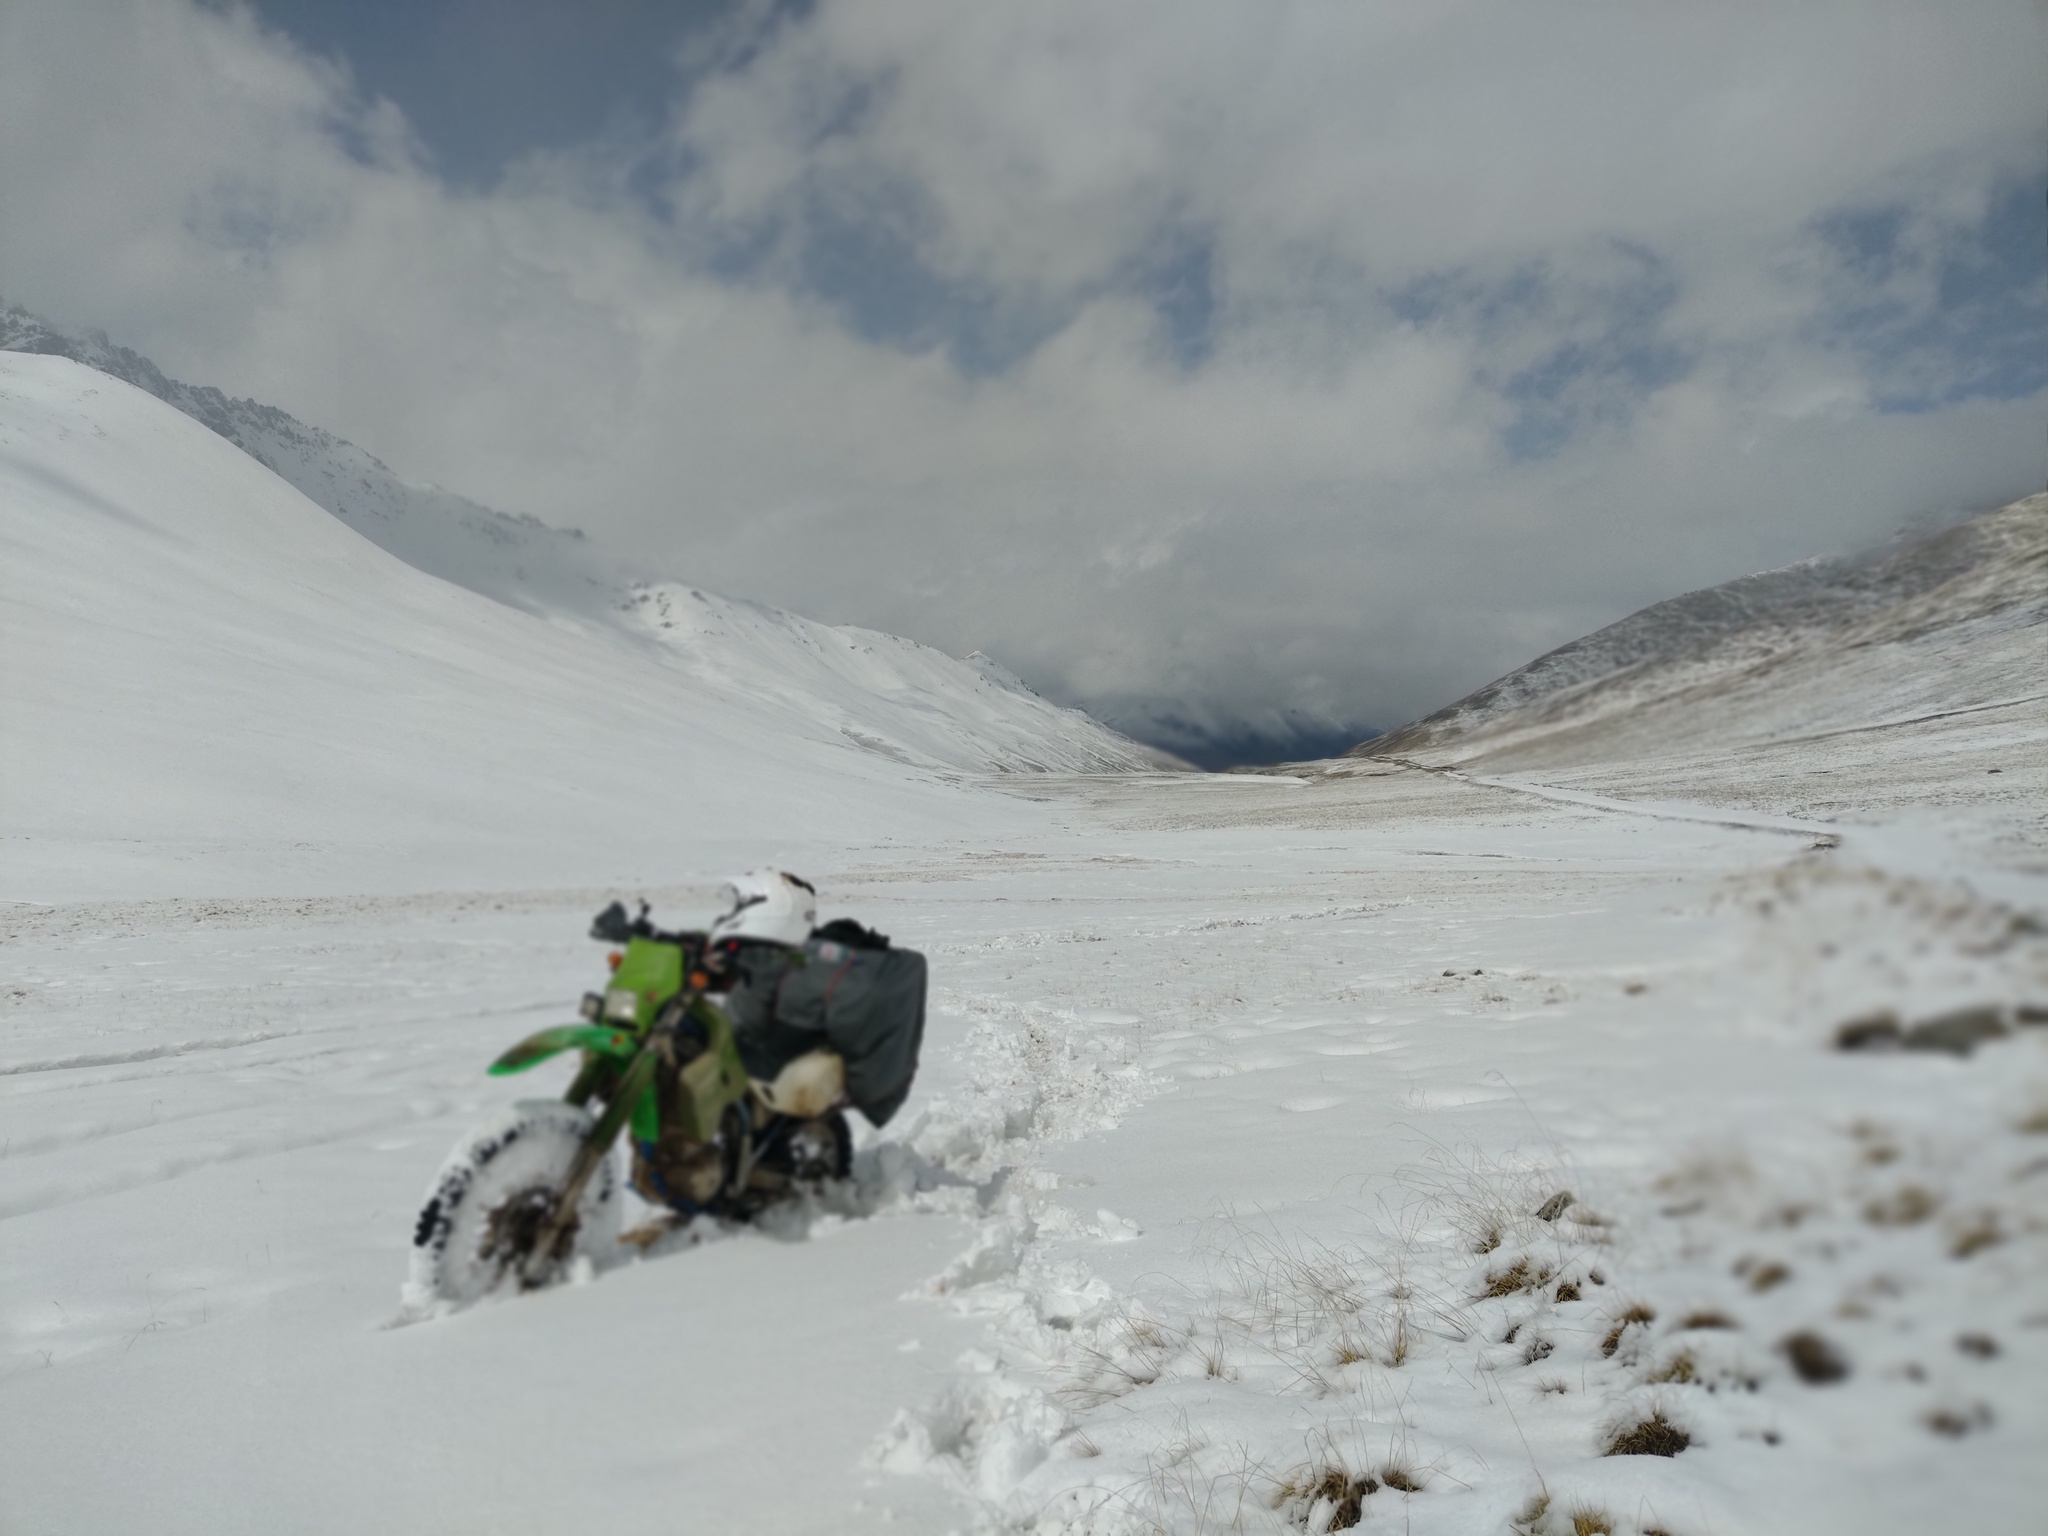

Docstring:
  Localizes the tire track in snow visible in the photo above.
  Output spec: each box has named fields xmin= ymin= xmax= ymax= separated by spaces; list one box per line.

xmin=0 ymin=1030 xmax=290 ymax=1075
xmin=0 ymin=1098 xmax=461 ymax=1220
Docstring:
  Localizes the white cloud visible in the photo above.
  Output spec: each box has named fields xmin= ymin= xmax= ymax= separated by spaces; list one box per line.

xmin=2 ymin=0 xmax=2041 ymax=750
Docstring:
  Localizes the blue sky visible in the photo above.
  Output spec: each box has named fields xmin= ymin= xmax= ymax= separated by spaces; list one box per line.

xmin=252 ymin=1 xmax=738 ymax=185
xmin=255 ymin=0 xmax=2043 ymax=439
xmin=6 ymin=1 xmax=2044 ymax=758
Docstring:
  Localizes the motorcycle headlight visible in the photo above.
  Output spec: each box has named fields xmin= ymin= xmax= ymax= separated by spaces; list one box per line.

xmin=603 ymin=987 xmax=640 ymax=1022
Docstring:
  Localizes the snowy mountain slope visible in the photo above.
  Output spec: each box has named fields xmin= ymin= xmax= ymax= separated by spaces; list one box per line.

xmin=0 ymin=353 xmax=1055 ymax=900
xmin=621 ymin=584 xmax=1181 ymax=773
xmin=0 ymin=302 xmax=619 ymax=620
xmin=1357 ymin=494 xmax=2048 ymax=771
xmin=0 ymin=303 xmax=1176 ymax=777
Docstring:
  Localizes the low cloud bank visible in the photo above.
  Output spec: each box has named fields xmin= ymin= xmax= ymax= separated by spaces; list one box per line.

xmin=3 ymin=0 xmax=2041 ymax=757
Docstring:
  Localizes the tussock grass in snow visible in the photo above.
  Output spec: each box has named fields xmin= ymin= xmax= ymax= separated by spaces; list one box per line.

xmin=1601 ymin=1408 xmax=1692 ymax=1458
xmin=878 ymin=854 xmax=2048 ymax=1531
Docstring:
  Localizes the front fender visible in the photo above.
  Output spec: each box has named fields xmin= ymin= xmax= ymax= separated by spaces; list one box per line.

xmin=488 ymin=1024 xmax=641 ymax=1076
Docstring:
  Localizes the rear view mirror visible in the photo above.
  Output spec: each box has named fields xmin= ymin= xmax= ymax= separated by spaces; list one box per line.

xmin=589 ymin=901 xmax=632 ymax=943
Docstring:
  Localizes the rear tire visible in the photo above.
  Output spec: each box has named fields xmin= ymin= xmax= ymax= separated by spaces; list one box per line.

xmin=405 ymin=1100 xmax=619 ymax=1310
xmin=762 ymin=1109 xmax=853 ymax=1184
xmin=795 ymin=1110 xmax=854 ymax=1182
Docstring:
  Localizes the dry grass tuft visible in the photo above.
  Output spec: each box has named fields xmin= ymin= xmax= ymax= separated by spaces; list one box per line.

xmin=1382 ymin=1311 xmax=1413 ymax=1367
xmin=1534 ymin=1190 xmax=1575 ymax=1221
xmin=1863 ymin=1184 xmax=1939 ymax=1226
xmin=1645 ymin=1349 xmax=1698 ymax=1385
xmin=1482 ymin=1257 xmax=1553 ymax=1298
xmin=1522 ymin=1334 xmax=1555 ymax=1365
xmin=1509 ymin=1492 xmax=1552 ymax=1535
xmin=1061 ymin=1309 xmax=1175 ymax=1407
xmin=1306 ymin=1467 xmax=1376 ymax=1529
xmin=1780 ymin=1330 xmax=1850 ymax=1384
xmin=1676 ymin=1308 xmax=1737 ymax=1330
xmin=1835 ymin=1012 xmax=1902 ymax=1051
xmin=1554 ymin=1279 xmax=1581 ymax=1302
xmin=1275 ymin=1454 xmax=1393 ymax=1531
xmin=1124 ymin=1317 xmax=1175 ymax=1351
xmin=1483 ymin=1258 xmax=1533 ymax=1297
xmin=1604 ymin=1410 xmax=1691 ymax=1458
xmin=1522 ymin=1490 xmax=1663 ymax=1536
xmin=1599 ymin=1303 xmax=1656 ymax=1357
xmin=1947 ymin=1212 xmax=2002 ymax=1259
xmin=1924 ymin=1402 xmax=1993 ymax=1438
xmin=1377 ymin=1463 xmax=1423 ymax=1493
xmin=1742 ymin=1258 xmax=1791 ymax=1292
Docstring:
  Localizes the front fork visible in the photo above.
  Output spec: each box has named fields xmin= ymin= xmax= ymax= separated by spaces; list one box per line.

xmin=519 ymin=998 xmax=687 ymax=1287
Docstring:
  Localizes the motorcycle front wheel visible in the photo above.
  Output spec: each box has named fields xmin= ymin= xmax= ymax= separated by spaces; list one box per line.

xmin=404 ymin=1100 xmax=619 ymax=1310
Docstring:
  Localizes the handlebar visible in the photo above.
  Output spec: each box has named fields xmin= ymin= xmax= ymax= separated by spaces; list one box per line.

xmin=588 ymin=899 xmax=702 ymax=950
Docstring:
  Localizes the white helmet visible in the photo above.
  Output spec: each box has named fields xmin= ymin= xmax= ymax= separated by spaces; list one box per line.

xmin=708 ymin=869 xmax=817 ymax=948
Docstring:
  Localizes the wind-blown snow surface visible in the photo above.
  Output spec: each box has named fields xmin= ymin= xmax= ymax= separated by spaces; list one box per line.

xmin=6 ymin=774 xmax=2045 ymax=1535
xmin=5 ymin=351 xmax=2047 ymax=1534
xmin=0 ymin=309 xmax=1172 ymax=777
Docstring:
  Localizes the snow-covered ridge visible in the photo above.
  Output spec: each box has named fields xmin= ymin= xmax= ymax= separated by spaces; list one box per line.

xmin=0 ymin=302 xmax=1177 ymax=776
xmin=622 ymin=584 xmax=1182 ymax=773
xmin=0 ymin=352 xmax=1068 ymax=899
xmin=1358 ymin=494 xmax=2048 ymax=770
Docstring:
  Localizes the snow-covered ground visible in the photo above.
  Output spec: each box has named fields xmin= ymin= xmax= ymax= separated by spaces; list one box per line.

xmin=4 ymin=349 xmax=2046 ymax=1535
xmin=6 ymin=772 xmax=2043 ymax=1534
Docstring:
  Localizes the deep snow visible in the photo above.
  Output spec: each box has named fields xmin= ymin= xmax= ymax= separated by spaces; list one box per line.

xmin=6 ymin=776 xmax=2043 ymax=1535
xmin=3 ymin=350 xmax=2046 ymax=1536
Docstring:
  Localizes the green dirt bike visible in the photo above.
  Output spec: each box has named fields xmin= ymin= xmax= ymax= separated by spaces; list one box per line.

xmin=406 ymin=901 xmax=855 ymax=1308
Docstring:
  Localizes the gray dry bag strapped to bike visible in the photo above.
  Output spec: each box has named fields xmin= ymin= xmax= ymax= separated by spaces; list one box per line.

xmin=728 ymin=924 xmax=927 ymax=1127
xmin=779 ymin=934 xmax=927 ymax=1126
